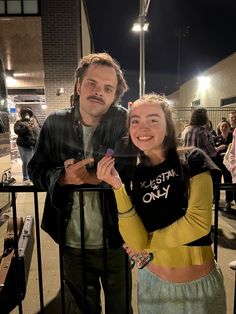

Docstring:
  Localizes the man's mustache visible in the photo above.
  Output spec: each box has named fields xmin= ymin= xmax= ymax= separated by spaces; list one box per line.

xmin=87 ymin=96 xmax=105 ymax=105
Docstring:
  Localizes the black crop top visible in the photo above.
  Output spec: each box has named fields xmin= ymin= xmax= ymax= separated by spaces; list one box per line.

xmin=131 ymin=148 xmax=220 ymax=246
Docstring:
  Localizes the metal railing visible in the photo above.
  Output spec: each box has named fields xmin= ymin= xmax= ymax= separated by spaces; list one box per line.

xmin=173 ymin=106 xmax=236 ymax=130
xmin=0 ymin=183 xmax=235 ymax=313
xmin=0 ymin=185 xmax=132 ymax=314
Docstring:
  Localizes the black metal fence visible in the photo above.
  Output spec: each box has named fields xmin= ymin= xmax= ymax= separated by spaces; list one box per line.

xmin=0 ymin=184 xmax=235 ymax=314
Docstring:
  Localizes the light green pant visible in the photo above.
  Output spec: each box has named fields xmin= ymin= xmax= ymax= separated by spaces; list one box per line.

xmin=138 ymin=263 xmax=226 ymax=314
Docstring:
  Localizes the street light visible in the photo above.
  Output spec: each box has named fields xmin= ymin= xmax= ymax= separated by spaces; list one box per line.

xmin=132 ymin=0 xmax=151 ymax=97
xmin=132 ymin=21 xmax=149 ymax=32
xmin=198 ymin=75 xmax=209 ymax=92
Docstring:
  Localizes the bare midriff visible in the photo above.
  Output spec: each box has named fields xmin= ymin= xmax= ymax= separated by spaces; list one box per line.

xmin=146 ymin=258 xmax=215 ymax=283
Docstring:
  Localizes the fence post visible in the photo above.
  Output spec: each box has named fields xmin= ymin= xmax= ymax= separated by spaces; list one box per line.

xmin=33 ymin=191 xmax=45 ymax=313
xmin=213 ymin=187 xmax=219 ymax=261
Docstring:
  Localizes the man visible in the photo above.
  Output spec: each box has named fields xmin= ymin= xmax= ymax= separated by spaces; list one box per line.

xmin=28 ymin=53 xmax=135 ymax=313
xmin=229 ymin=110 xmax=236 ymax=132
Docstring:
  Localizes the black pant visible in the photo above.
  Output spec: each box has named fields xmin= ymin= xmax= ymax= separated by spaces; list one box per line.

xmin=63 ymin=247 xmax=132 ymax=314
xmin=212 ymin=156 xmax=234 ymax=203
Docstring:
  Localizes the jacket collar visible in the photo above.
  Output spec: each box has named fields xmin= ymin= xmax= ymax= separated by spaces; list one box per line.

xmin=72 ymin=104 xmax=82 ymax=127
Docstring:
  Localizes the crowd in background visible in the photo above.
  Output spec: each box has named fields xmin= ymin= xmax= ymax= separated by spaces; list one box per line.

xmin=180 ymin=108 xmax=236 ymax=214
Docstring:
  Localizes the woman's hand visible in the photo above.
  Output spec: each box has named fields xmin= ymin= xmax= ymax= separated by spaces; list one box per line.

xmin=123 ymin=243 xmax=153 ymax=269
xmin=123 ymin=243 xmax=139 ymax=259
xmin=97 ymin=156 xmax=122 ymax=189
xmin=216 ymin=144 xmax=227 ymax=152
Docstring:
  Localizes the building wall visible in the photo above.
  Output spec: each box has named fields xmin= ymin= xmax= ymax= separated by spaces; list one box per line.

xmin=0 ymin=1 xmax=92 ymax=116
xmin=81 ymin=0 xmax=93 ymax=58
xmin=0 ymin=16 xmax=44 ymax=88
xmin=40 ymin=0 xmax=82 ymax=113
xmin=168 ymin=52 xmax=236 ymax=108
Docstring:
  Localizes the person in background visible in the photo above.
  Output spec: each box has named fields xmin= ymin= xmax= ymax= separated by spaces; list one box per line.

xmin=214 ymin=120 xmax=234 ymax=213
xmin=182 ymin=108 xmax=225 ymax=161
xmin=229 ymin=110 xmax=236 ymax=132
xmin=97 ymin=93 xmax=226 ymax=313
xmin=216 ymin=117 xmax=228 ymax=135
xmin=14 ymin=108 xmax=40 ymax=184
xmin=179 ymin=122 xmax=190 ymax=145
xmin=182 ymin=108 xmax=225 ymax=203
xmin=224 ymin=112 xmax=236 ymax=210
xmin=28 ymin=52 xmax=135 ymax=313
xmin=208 ymin=120 xmax=217 ymax=138
xmin=225 ymin=112 xmax=236 ymax=202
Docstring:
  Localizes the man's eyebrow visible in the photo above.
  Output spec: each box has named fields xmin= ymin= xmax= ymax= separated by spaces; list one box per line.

xmin=86 ymin=78 xmax=115 ymax=89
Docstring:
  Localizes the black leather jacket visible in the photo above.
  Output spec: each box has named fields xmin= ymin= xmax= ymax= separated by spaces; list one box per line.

xmin=14 ymin=117 xmax=40 ymax=148
xmin=28 ymin=104 xmax=136 ymax=247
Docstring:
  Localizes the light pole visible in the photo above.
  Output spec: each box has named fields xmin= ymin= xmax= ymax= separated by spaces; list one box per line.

xmin=139 ymin=0 xmax=150 ymax=97
xmin=139 ymin=1 xmax=145 ymax=97
xmin=176 ymin=25 xmax=190 ymax=90
xmin=132 ymin=0 xmax=150 ymax=97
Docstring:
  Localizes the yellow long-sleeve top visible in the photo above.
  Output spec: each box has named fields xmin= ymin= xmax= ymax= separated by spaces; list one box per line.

xmin=114 ymin=172 xmax=214 ymax=267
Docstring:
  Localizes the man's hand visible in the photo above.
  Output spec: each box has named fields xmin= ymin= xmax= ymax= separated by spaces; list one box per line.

xmin=59 ymin=158 xmax=101 ymax=186
xmin=97 ymin=156 xmax=122 ymax=189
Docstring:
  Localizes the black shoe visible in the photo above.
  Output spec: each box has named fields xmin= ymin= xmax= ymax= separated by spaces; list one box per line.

xmin=223 ymin=203 xmax=231 ymax=213
xmin=222 ymin=203 xmax=236 ymax=215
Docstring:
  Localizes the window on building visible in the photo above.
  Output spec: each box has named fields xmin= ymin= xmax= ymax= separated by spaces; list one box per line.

xmin=0 ymin=0 xmax=39 ymax=15
xmin=192 ymin=99 xmax=200 ymax=106
xmin=221 ymin=96 xmax=236 ymax=107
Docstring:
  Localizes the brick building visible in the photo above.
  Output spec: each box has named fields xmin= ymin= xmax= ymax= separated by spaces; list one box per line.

xmin=0 ymin=0 xmax=93 ymax=119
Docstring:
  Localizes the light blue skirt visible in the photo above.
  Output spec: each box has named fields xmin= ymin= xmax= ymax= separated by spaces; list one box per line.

xmin=138 ymin=263 xmax=226 ymax=314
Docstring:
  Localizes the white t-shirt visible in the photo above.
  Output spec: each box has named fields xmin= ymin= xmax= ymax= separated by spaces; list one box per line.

xmin=65 ymin=125 xmax=103 ymax=249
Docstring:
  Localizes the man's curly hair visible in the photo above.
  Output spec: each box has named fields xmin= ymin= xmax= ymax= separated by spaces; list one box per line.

xmin=72 ymin=52 xmax=128 ymax=106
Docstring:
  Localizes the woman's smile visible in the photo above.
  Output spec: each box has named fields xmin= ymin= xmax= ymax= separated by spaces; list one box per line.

xmin=137 ymin=135 xmax=153 ymax=141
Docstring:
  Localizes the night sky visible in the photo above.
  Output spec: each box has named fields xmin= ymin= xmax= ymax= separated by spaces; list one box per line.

xmin=86 ymin=0 xmax=236 ymax=103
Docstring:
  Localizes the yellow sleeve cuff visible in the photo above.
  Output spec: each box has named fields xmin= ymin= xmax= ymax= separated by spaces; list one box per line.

xmin=113 ymin=185 xmax=133 ymax=214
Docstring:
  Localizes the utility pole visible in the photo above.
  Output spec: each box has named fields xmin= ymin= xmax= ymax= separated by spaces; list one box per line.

xmin=139 ymin=0 xmax=150 ymax=97
xmin=176 ymin=27 xmax=182 ymax=90
xmin=176 ymin=25 xmax=190 ymax=90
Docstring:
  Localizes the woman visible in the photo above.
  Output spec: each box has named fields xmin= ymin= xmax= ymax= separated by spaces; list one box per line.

xmin=182 ymin=107 xmax=226 ymax=210
xmin=214 ymin=120 xmax=233 ymax=212
xmin=182 ymin=108 xmax=223 ymax=161
xmin=97 ymin=93 xmax=226 ymax=313
xmin=14 ymin=108 xmax=40 ymax=184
